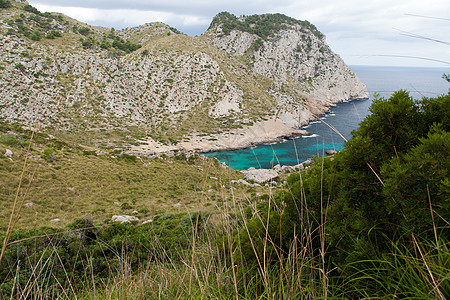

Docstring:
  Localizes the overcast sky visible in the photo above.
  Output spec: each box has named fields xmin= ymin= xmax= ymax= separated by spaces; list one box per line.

xmin=27 ymin=0 xmax=450 ymax=67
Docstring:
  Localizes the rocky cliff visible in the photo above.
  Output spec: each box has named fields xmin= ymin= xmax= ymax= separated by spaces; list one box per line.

xmin=0 ymin=3 xmax=367 ymax=151
xmin=206 ymin=13 xmax=368 ymax=126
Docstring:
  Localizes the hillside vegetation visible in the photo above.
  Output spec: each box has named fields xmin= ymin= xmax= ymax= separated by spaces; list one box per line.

xmin=0 ymin=121 xmax=265 ymax=230
xmin=209 ymin=12 xmax=324 ymax=40
xmin=1 ymin=1 xmax=447 ymax=298
xmin=0 ymin=91 xmax=448 ymax=299
xmin=0 ymin=2 xmax=367 ymax=150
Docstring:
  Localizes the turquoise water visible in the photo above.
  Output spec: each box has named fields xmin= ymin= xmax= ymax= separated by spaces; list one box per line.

xmin=203 ymin=98 xmax=370 ymax=169
xmin=203 ymin=66 xmax=449 ymax=169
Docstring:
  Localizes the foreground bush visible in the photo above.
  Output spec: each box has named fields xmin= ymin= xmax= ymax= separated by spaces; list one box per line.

xmin=232 ymin=91 xmax=449 ymax=297
xmin=0 ymin=212 xmax=208 ymax=298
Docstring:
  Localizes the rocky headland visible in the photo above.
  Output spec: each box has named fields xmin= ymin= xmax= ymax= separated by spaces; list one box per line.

xmin=0 ymin=2 xmax=368 ymax=154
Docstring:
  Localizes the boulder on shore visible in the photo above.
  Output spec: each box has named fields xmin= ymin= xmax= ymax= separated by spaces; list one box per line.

xmin=242 ymin=168 xmax=279 ymax=183
xmin=325 ymin=149 xmax=337 ymax=155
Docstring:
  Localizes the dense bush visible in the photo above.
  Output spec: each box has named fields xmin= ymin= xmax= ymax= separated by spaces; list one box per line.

xmin=30 ymin=30 xmax=41 ymax=41
xmin=111 ymin=39 xmax=142 ymax=53
xmin=209 ymin=12 xmax=324 ymax=40
xmin=24 ymin=4 xmax=40 ymax=14
xmin=0 ymin=0 xmax=11 ymax=9
xmin=321 ymin=91 xmax=449 ymax=257
xmin=0 ymin=212 xmax=208 ymax=298
xmin=81 ymin=36 xmax=97 ymax=49
xmin=46 ymin=30 xmax=62 ymax=39
xmin=78 ymin=29 xmax=142 ymax=53
xmin=77 ymin=26 xmax=91 ymax=36
xmin=232 ymin=91 xmax=449 ymax=294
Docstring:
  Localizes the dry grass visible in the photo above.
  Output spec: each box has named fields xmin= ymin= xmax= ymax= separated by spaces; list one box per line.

xmin=0 ymin=125 xmax=263 ymax=230
xmin=1 ymin=126 xmax=448 ymax=299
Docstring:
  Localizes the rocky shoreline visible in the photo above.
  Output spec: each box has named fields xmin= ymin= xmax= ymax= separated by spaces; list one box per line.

xmin=130 ymin=118 xmax=311 ymax=154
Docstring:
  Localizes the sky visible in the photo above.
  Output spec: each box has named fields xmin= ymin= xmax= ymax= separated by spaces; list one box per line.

xmin=27 ymin=0 xmax=450 ymax=68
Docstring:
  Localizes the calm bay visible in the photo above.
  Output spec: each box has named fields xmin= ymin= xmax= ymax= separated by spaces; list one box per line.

xmin=203 ymin=65 xmax=449 ymax=169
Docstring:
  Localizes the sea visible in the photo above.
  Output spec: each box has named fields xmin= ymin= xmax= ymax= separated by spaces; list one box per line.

xmin=203 ymin=66 xmax=450 ymax=169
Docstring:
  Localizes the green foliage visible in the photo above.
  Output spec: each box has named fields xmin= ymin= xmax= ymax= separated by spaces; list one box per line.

xmin=0 ymin=212 xmax=208 ymax=298
xmin=209 ymin=12 xmax=324 ymax=40
xmin=77 ymin=26 xmax=91 ymax=36
xmin=0 ymin=0 xmax=11 ymax=9
xmin=117 ymin=153 xmax=137 ymax=162
xmin=41 ymin=147 xmax=57 ymax=162
xmin=80 ymin=36 xmax=97 ymax=49
xmin=30 ymin=30 xmax=41 ymax=41
xmin=0 ymin=134 xmax=26 ymax=147
xmin=78 ymin=30 xmax=141 ymax=53
xmin=111 ymin=38 xmax=142 ymax=53
xmin=381 ymin=126 xmax=449 ymax=236
xmin=232 ymin=203 xmax=281 ymax=274
xmin=232 ymin=91 xmax=449 ymax=293
xmin=45 ymin=30 xmax=62 ymax=39
xmin=314 ymin=91 xmax=449 ymax=259
xmin=251 ymin=38 xmax=264 ymax=52
xmin=24 ymin=4 xmax=40 ymax=15
xmin=100 ymin=39 xmax=111 ymax=49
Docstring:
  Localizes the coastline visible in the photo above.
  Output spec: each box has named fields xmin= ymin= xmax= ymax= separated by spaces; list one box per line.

xmin=130 ymin=97 xmax=371 ymax=155
xmin=130 ymin=118 xmax=311 ymax=154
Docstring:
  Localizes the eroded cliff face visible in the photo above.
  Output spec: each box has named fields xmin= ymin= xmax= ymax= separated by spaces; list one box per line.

xmin=0 ymin=34 xmax=242 ymax=130
xmin=0 ymin=5 xmax=367 ymax=148
xmin=207 ymin=13 xmax=368 ymax=126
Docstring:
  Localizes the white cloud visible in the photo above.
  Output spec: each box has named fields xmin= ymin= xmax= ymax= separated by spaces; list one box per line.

xmin=28 ymin=0 xmax=450 ymax=67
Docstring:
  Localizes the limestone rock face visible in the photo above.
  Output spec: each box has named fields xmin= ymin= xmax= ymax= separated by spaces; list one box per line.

xmin=0 ymin=9 xmax=367 ymax=149
xmin=208 ymin=13 xmax=368 ymax=127
xmin=0 ymin=33 xmax=243 ymax=130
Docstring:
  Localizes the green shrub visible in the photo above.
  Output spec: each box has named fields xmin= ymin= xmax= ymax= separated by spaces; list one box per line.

xmin=41 ymin=147 xmax=57 ymax=162
xmin=45 ymin=30 xmax=62 ymax=39
xmin=30 ymin=30 xmax=41 ymax=41
xmin=0 ymin=134 xmax=24 ymax=146
xmin=0 ymin=212 xmax=208 ymax=298
xmin=24 ymin=4 xmax=40 ymax=14
xmin=77 ymin=26 xmax=91 ymax=36
xmin=231 ymin=91 xmax=449 ymax=291
xmin=100 ymin=39 xmax=111 ymax=49
xmin=381 ymin=126 xmax=449 ymax=236
xmin=0 ymin=0 xmax=11 ymax=9
xmin=81 ymin=37 xmax=97 ymax=49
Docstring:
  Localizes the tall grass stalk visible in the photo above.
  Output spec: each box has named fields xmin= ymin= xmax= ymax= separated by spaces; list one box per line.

xmin=2 ymin=167 xmax=447 ymax=299
xmin=0 ymin=129 xmax=35 ymax=264
xmin=1 ymin=103 xmax=448 ymax=299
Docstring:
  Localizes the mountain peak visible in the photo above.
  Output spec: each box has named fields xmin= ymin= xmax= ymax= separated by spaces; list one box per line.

xmin=0 ymin=7 xmax=367 ymax=150
xmin=208 ymin=12 xmax=324 ymax=40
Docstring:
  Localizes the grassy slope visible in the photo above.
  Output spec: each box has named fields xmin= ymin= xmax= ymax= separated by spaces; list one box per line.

xmin=0 ymin=123 xmax=264 ymax=230
xmin=0 ymin=4 xmax=279 ymax=230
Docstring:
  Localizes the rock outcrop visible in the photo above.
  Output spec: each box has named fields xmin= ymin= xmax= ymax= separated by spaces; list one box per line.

xmin=111 ymin=215 xmax=139 ymax=223
xmin=206 ymin=13 xmax=368 ymax=127
xmin=0 ymin=4 xmax=367 ymax=151
xmin=242 ymin=167 xmax=279 ymax=183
